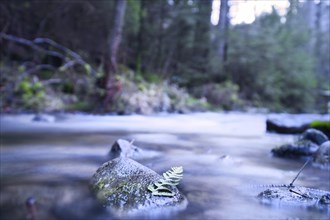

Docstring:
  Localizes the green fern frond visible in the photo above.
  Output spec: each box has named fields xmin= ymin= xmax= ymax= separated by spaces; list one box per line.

xmin=148 ymin=166 xmax=183 ymax=197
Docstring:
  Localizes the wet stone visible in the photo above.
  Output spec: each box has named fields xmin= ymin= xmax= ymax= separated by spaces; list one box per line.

xmin=108 ymin=139 xmax=160 ymax=160
xmin=108 ymin=139 xmax=141 ymax=159
xmin=90 ymin=157 xmax=187 ymax=217
xmin=257 ymin=186 xmax=330 ymax=211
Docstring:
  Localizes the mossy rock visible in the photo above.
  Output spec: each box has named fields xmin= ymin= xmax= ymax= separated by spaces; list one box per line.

xmin=90 ymin=157 xmax=187 ymax=217
xmin=309 ymin=121 xmax=330 ymax=139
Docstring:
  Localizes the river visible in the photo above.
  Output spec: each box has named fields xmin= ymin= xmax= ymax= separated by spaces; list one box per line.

xmin=0 ymin=112 xmax=329 ymax=219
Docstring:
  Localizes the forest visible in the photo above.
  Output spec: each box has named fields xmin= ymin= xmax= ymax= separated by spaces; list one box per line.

xmin=1 ymin=0 xmax=329 ymax=114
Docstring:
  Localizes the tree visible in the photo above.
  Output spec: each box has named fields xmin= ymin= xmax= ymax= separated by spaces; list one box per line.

xmin=226 ymin=7 xmax=316 ymax=112
xmin=218 ymin=0 xmax=229 ymax=64
xmin=103 ymin=0 xmax=127 ymax=110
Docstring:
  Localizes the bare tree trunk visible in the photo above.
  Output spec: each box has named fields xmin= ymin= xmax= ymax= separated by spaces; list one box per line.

xmin=103 ymin=0 xmax=127 ymax=110
xmin=314 ymin=1 xmax=322 ymax=83
xmin=137 ymin=0 xmax=146 ymax=76
xmin=218 ymin=0 xmax=229 ymax=64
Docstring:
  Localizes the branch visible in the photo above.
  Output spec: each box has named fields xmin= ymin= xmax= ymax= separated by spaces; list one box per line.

xmin=42 ymin=78 xmax=62 ymax=85
xmin=0 ymin=33 xmax=65 ymax=60
xmin=0 ymin=32 xmax=96 ymax=75
xmin=34 ymin=37 xmax=83 ymax=61
xmin=289 ymin=159 xmax=310 ymax=187
xmin=23 ymin=64 xmax=56 ymax=76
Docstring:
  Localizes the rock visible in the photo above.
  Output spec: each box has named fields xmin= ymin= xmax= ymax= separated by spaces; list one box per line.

xmin=271 ymin=141 xmax=319 ymax=158
xmin=314 ymin=141 xmax=330 ymax=166
xmin=32 ymin=114 xmax=55 ymax=122
xmin=266 ymin=114 xmax=329 ymax=134
xmin=108 ymin=139 xmax=160 ymax=160
xmin=90 ymin=157 xmax=187 ymax=217
xmin=257 ymin=185 xmax=330 ymax=211
xmin=299 ymin=128 xmax=329 ymax=145
xmin=109 ymin=139 xmax=141 ymax=159
xmin=271 ymin=128 xmax=329 ymax=162
xmin=266 ymin=117 xmax=309 ymax=134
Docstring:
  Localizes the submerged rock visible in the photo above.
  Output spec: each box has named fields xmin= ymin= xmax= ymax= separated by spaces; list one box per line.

xmin=90 ymin=157 xmax=187 ymax=216
xmin=108 ymin=139 xmax=160 ymax=160
xmin=258 ymin=185 xmax=330 ymax=211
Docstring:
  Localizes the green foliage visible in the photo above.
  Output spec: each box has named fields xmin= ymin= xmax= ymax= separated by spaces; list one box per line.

xmin=191 ymin=81 xmax=242 ymax=110
xmin=226 ymin=8 xmax=316 ymax=112
xmin=1 ymin=0 xmax=327 ymax=113
xmin=62 ymin=83 xmax=74 ymax=94
xmin=84 ymin=64 xmax=92 ymax=75
xmin=126 ymin=0 xmax=141 ymax=35
xmin=17 ymin=78 xmax=46 ymax=110
xmin=148 ymin=166 xmax=183 ymax=197
xmin=65 ymin=101 xmax=92 ymax=111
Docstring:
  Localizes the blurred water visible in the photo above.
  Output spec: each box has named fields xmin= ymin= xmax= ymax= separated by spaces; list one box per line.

xmin=0 ymin=113 xmax=329 ymax=220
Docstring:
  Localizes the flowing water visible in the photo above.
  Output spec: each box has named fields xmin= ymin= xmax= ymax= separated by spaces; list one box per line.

xmin=0 ymin=113 xmax=329 ymax=220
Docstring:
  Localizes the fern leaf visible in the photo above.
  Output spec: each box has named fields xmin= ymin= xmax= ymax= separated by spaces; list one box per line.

xmin=148 ymin=166 xmax=183 ymax=197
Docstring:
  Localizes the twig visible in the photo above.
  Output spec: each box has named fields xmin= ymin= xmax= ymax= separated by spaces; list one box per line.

xmin=289 ymin=159 xmax=311 ymax=187
xmin=129 ymin=139 xmax=135 ymax=146
xmin=58 ymin=60 xmax=80 ymax=70
xmin=289 ymin=189 xmax=312 ymax=199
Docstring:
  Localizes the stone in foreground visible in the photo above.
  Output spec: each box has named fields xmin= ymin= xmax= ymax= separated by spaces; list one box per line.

xmin=90 ymin=157 xmax=187 ymax=216
xmin=258 ymin=185 xmax=330 ymax=211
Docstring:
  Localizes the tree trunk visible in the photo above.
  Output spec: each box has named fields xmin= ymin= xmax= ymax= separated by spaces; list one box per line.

xmin=218 ymin=0 xmax=229 ymax=64
xmin=314 ymin=1 xmax=322 ymax=82
xmin=137 ymin=0 xmax=146 ymax=76
xmin=103 ymin=0 xmax=127 ymax=110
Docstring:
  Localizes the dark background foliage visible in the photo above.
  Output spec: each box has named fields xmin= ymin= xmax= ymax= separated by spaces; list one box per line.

xmin=0 ymin=0 xmax=329 ymax=113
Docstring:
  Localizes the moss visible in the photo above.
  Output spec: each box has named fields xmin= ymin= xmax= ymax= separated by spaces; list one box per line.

xmin=101 ymin=180 xmax=146 ymax=208
xmin=310 ymin=120 xmax=330 ymax=130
